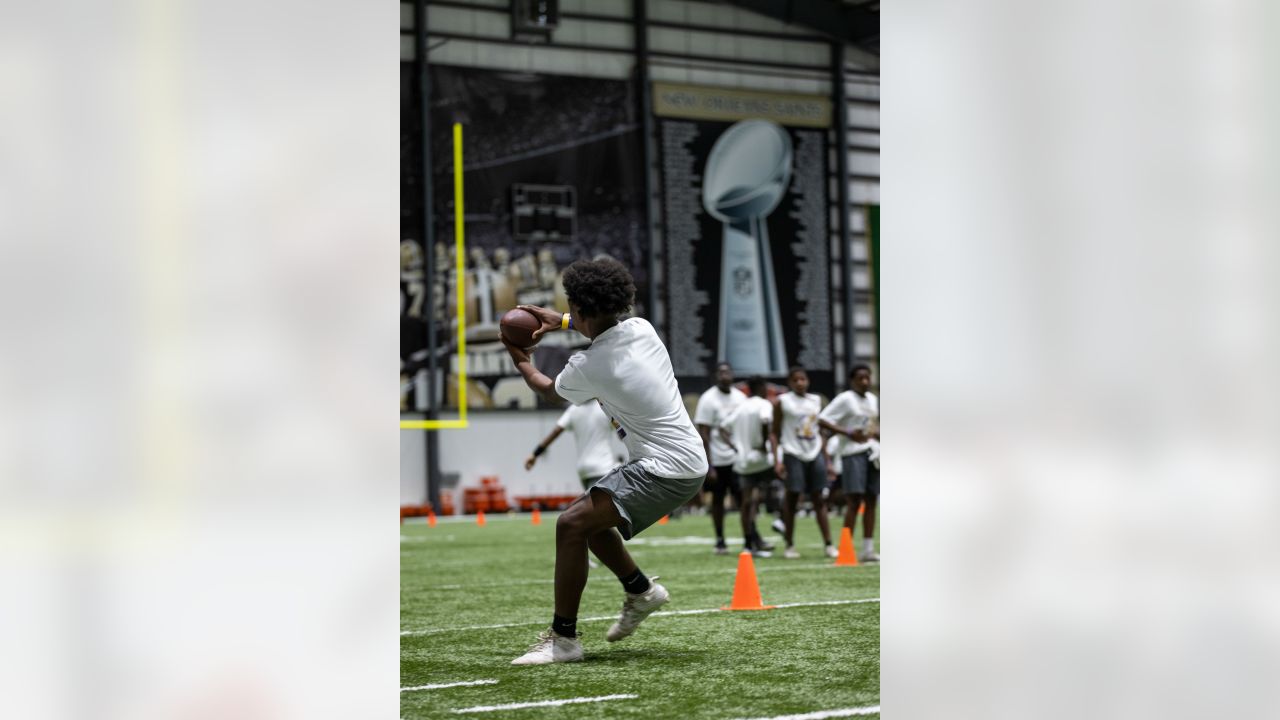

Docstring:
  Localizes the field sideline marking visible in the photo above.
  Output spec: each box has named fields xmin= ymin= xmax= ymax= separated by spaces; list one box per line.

xmin=401 ymin=679 xmax=498 ymax=692
xmin=730 ymin=706 xmax=881 ymax=720
xmin=453 ymin=694 xmax=638 ymax=714
xmin=419 ymin=563 xmax=843 ymax=591
xmin=401 ymin=598 xmax=879 ymax=636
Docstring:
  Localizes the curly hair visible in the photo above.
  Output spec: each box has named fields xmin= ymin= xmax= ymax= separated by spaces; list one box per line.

xmin=561 ymin=258 xmax=635 ymax=318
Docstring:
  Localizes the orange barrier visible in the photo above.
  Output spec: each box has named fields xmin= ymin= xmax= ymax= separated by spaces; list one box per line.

xmin=512 ymin=495 xmax=578 ymax=511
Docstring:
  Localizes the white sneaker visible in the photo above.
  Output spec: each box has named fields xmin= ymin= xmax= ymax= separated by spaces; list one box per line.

xmin=861 ymin=551 xmax=880 ymax=563
xmin=605 ymin=579 xmax=669 ymax=642
xmin=511 ymin=629 xmax=584 ymax=665
xmin=824 ymin=545 xmax=839 ymax=559
xmin=751 ymin=548 xmax=773 ymax=559
xmin=783 ymin=547 xmax=800 ymax=559
xmin=771 ymin=519 xmax=786 ymax=535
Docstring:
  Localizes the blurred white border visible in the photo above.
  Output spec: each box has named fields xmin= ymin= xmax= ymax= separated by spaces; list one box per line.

xmin=0 ymin=2 xmax=397 ymax=718
xmin=885 ymin=1 xmax=1280 ymax=718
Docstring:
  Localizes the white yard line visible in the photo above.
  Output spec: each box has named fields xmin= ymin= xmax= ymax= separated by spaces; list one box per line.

xmin=400 ymin=679 xmax=498 ymax=692
xmin=419 ymin=563 xmax=844 ymax=592
xmin=730 ymin=706 xmax=881 ymax=720
xmin=401 ymin=598 xmax=879 ymax=636
xmin=452 ymin=693 xmax=638 ymax=714
xmin=773 ymin=599 xmax=879 ymax=609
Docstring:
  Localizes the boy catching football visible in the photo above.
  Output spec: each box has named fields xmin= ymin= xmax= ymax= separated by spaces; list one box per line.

xmin=501 ymin=258 xmax=708 ymax=665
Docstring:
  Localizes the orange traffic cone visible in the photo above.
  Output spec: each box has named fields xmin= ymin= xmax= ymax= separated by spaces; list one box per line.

xmin=476 ymin=509 xmax=486 ymax=527
xmin=658 ymin=515 xmax=669 ymax=525
xmin=427 ymin=509 xmax=437 ymax=528
xmin=834 ymin=526 xmax=859 ymax=567
xmin=722 ymin=551 xmax=776 ymax=611
xmin=531 ymin=508 xmax=542 ymax=526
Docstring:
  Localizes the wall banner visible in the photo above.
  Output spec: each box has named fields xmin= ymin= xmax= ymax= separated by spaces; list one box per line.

xmin=401 ymin=65 xmax=646 ymax=411
xmin=656 ymin=82 xmax=835 ymax=400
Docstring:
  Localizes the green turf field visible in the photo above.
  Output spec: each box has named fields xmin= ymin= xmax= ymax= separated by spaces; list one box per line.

xmin=401 ymin=512 xmax=879 ymax=719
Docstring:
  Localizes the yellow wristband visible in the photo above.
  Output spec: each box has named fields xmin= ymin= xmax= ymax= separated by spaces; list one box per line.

xmin=561 ymin=313 xmax=570 ymax=330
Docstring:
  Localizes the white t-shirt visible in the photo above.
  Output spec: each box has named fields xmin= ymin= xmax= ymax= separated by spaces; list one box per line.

xmin=555 ymin=318 xmax=708 ymax=479
xmin=719 ymin=395 xmax=774 ymax=475
xmin=694 ymin=386 xmax=747 ymax=467
xmin=556 ymin=401 xmax=623 ymax=480
xmin=776 ymin=391 xmax=824 ymax=462
xmin=818 ymin=390 xmax=879 ymax=456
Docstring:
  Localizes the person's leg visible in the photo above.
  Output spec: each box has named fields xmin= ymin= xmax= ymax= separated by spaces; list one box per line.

xmin=862 ymin=464 xmax=879 ymax=558
xmin=763 ymin=479 xmax=780 ymax=515
xmin=554 ymin=488 xmax=627 ymax=627
xmin=738 ymin=480 xmax=756 ymax=550
xmin=845 ymin=493 xmax=863 ymax=533
xmin=811 ymin=490 xmax=833 ymax=546
xmin=766 ymin=478 xmax=786 ymax=535
xmin=862 ymin=494 xmax=877 ymax=545
xmin=807 ymin=457 xmax=833 ymax=546
xmin=711 ymin=486 xmax=727 ymax=547
xmin=724 ymin=466 xmax=742 ymax=519
xmin=707 ymin=469 xmax=728 ymax=548
xmin=840 ymin=453 xmax=866 ymax=534
xmin=587 ymin=526 xmax=637 ymax=578
xmin=782 ymin=489 xmax=799 ymax=548
xmin=724 ymin=467 xmax=758 ymax=545
xmin=782 ymin=455 xmax=803 ymax=553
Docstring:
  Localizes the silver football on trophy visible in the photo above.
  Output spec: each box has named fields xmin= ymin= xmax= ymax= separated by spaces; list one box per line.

xmin=702 ymin=120 xmax=792 ymax=375
xmin=703 ymin=120 xmax=793 ymax=222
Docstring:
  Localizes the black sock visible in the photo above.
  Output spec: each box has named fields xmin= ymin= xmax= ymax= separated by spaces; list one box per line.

xmin=551 ymin=614 xmax=577 ymax=638
xmin=619 ymin=568 xmax=651 ymax=595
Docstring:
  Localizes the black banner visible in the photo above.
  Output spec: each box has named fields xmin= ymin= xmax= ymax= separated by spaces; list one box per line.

xmin=658 ymin=109 xmax=834 ymax=400
xmin=401 ymin=66 xmax=646 ymax=411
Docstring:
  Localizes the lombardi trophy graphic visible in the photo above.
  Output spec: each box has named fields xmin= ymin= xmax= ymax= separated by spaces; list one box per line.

xmin=702 ymin=119 xmax=791 ymax=375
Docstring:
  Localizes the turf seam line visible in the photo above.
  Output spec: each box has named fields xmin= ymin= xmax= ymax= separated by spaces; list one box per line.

xmin=729 ymin=705 xmax=881 ymax=720
xmin=400 ymin=679 xmax=498 ymax=692
xmin=400 ymin=598 xmax=880 ymax=635
xmin=452 ymin=693 xmax=638 ymax=714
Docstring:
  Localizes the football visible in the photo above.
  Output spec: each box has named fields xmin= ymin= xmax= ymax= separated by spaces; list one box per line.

xmin=499 ymin=308 xmax=541 ymax=349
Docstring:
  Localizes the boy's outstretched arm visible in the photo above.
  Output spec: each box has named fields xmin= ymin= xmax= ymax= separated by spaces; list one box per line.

xmin=525 ymin=426 xmax=565 ymax=470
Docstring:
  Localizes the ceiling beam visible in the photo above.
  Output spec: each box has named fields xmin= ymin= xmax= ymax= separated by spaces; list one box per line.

xmin=719 ymin=0 xmax=878 ymax=47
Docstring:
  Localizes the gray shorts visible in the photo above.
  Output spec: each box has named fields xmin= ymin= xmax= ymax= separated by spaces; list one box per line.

xmin=841 ymin=452 xmax=879 ymax=495
xmin=593 ymin=461 xmax=704 ymax=540
xmin=738 ymin=468 xmax=775 ymax=492
xmin=783 ymin=454 xmax=827 ymax=495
